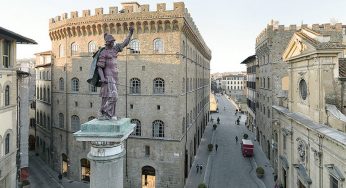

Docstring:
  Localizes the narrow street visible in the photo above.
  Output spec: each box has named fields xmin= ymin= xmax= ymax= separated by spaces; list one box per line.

xmin=29 ymin=152 xmax=89 ymax=188
xmin=185 ymin=94 xmax=274 ymax=188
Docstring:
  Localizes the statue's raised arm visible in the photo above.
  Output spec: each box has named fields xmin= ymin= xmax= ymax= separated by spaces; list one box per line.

xmin=114 ymin=26 xmax=134 ymax=52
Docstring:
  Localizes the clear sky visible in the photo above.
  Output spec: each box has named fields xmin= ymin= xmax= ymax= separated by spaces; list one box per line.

xmin=1 ymin=0 xmax=346 ymax=73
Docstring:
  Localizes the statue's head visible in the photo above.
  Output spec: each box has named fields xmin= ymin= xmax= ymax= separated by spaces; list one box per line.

xmin=104 ymin=33 xmax=115 ymax=47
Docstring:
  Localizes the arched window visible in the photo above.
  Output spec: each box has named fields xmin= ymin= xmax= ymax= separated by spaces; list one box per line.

xmin=88 ymin=41 xmax=97 ymax=53
xmin=71 ymin=42 xmax=78 ymax=56
xmin=71 ymin=78 xmax=79 ymax=92
xmin=43 ymin=87 xmax=47 ymax=101
xmin=36 ymin=112 xmax=40 ymax=125
xmin=47 ymin=116 xmax=51 ymax=130
xmin=131 ymin=119 xmax=141 ymax=136
xmin=59 ymin=78 xmax=64 ymax=91
xmin=59 ymin=113 xmax=64 ymax=128
xmin=43 ymin=113 xmax=46 ymax=128
xmin=5 ymin=85 xmax=10 ymax=106
xmin=153 ymin=38 xmax=164 ymax=53
xmin=152 ymin=120 xmax=164 ymax=138
xmin=130 ymin=78 xmax=141 ymax=94
xmin=59 ymin=44 xmax=64 ymax=57
xmin=5 ymin=133 xmax=10 ymax=154
xmin=71 ymin=115 xmax=80 ymax=132
xmin=153 ymin=78 xmax=165 ymax=94
xmin=39 ymin=87 xmax=42 ymax=100
xmin=47 ymin=86 xmax=50 ymax=103
xmin=40 ymin=112 xmax=43 ymax=127
xmin=130 ymin=39 xmax=140 ymax=54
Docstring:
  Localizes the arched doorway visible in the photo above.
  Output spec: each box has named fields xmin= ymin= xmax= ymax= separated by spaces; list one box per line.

xmin=62 ymin=153 xmax=68 ymax=176
xmin=80 ymin=158 xmax=90 ymax=182
xmin=142 ymin=166 xmax=155 ymax=188
xmin=29 ymin=135 xmax=35 ymax=150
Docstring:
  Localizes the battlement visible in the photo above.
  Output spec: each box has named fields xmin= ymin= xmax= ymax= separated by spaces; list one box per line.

xmin=49 ymin=2 xmax=185 ymax=24
xmin=256 ymin=21 xmax=345 ymax=45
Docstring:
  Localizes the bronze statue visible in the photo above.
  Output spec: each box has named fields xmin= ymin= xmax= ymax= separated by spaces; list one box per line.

xmin=88 ymin=27 xmax=134 ymax=120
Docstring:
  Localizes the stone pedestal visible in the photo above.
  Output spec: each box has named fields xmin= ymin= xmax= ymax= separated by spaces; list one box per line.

xmin=74 ymin=118 xmax=135 ymax=188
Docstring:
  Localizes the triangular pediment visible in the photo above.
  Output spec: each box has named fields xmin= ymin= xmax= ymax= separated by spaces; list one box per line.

xmin=283 ymin=30 xmax=318 ymax=61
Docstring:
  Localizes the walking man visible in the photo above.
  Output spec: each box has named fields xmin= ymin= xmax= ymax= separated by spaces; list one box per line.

xmin=196 ymin=164 xmax=199 ymax=173
xmin=235 ymin=136 xmax=238 ymax=144
xmin=199 ymin=164 xmax=203 ymax=173
xmin=215 ymin=144 xmax=218 ymax=152
xmin=58 ymin=172 xmax=63 ymax=183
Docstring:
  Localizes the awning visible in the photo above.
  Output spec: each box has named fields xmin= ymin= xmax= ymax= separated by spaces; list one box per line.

xmin=279 ymin=155 xmax=289 ymax=170
xmin=293 ymin=164 xmax=312 ymax=186
xmin=325 ymin=164 xmax=345 ymax=181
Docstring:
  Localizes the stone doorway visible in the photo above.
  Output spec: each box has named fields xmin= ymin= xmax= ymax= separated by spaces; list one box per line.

xmin=142 ymin=166 xmax=155 ymax=188
xmin=80 ymin=158 xmax=90 ymax=182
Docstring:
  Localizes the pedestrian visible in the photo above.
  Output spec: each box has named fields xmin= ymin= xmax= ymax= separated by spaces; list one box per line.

xmin=235 ymin=136 xmax=238 ymax=143
xmin=217 ymin=117 xmax=220 ymax=124
xmin=196 ymin=164 xmax=199 ymax=173
xmin=199 ymin=164 xmax=203 ymax=173
xmin=58 ymin=172 xmax=63 ymax=183
xmin=215 ymin=144 xmax=218 ymax=152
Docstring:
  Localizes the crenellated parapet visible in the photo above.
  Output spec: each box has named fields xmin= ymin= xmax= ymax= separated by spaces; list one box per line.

xmin=49 ymin=2 xmax=185 ymax=39
xmin=256 ymin=21 xmax=345 ymax=46
xmin=48 ymin=2 xmax=211 ymax=59
xmin=183 ymin=9 xmax=211 ymax=59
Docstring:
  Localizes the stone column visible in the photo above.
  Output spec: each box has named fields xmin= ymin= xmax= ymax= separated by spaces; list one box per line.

xmin=74 ymin=118 xmax=135 ymax=188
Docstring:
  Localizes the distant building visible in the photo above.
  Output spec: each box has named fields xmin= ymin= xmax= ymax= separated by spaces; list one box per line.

xmin=275 ymin=26 xmax=346 ymax=188
xmin=34 ymin=51 xmax=53 ymax=165
xmin=240 ymin=55 xmax=257 ymax=132
xmin=0 ymin=27 xmax=36 ymax=188
xmin=47 ymin=2 xmax=211 ymax=187
xmin=221 ymin=73 xmax=246 ymax=100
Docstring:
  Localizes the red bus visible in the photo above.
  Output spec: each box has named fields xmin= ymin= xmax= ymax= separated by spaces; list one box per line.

xmin=241 ymin=139 xmax=254 ymax=157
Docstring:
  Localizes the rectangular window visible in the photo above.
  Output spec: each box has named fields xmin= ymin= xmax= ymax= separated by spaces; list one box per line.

xmin=330 ymin=175 xmax=338 ymax=188
xmin=130 ymin=104 xmax=133 ymax=109
xmin=145 ymin=145 xmax=150 ymax=156
xmin=283 ymin=135 xmax=287 ymax=150
xmin=3 ymin=40 xmax=10 ymax=68
xmin=157 ymin=105 xmax=160 ymax=110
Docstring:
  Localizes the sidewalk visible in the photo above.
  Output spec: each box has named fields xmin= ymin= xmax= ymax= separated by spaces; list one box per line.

xmin=184 ymin=118 xmax=215 ymax=187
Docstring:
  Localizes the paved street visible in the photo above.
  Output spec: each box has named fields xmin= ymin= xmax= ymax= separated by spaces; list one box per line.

xmin=29 ymin=152 xmax=89 ymax=188
xmin=185 ymin=95 xmax=274 ymax=188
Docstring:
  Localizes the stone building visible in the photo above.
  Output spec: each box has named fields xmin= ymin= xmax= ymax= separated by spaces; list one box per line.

xmin=274 ymin=25 xmax=346 ymax=188
xmin=0 ymin=27 xmax=36 ymax=188
xmin=255 ymin=20 xmax=298 ymax=170
xmin=48 ymin=2 xmax=211 ymax=187
xmin=241 ymin=55 xmax=257 ymax=132
xmin=221 ymin=73 xmax=246 ymax=99
xmin=34 ymin=51 xmax=53 ymax=165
